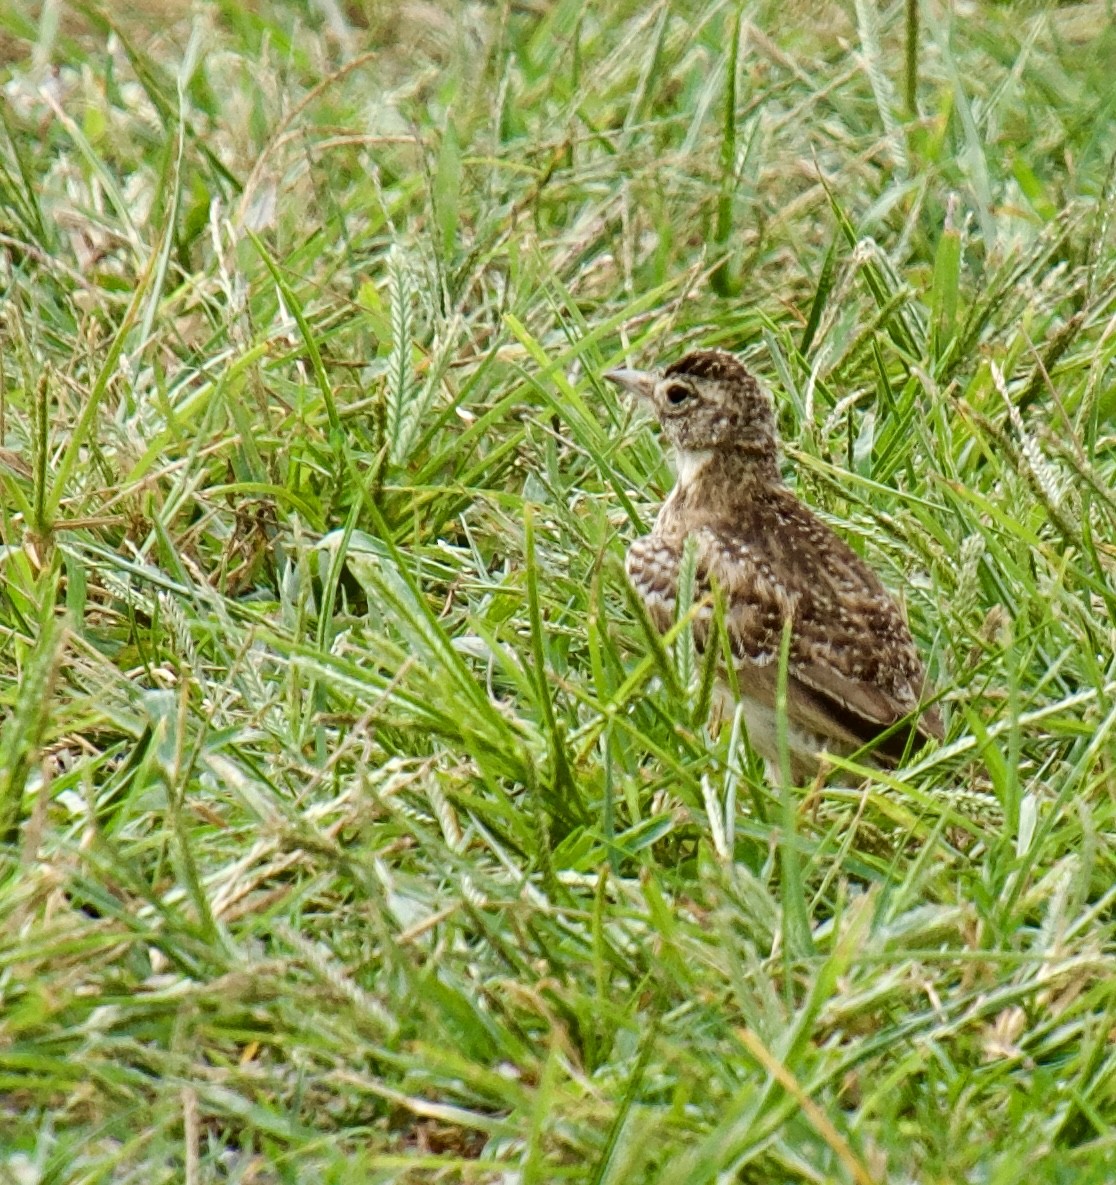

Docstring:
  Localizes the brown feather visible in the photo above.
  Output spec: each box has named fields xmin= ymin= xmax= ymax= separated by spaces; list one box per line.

xmin=617 ymin=349 xmax=943 ymax=775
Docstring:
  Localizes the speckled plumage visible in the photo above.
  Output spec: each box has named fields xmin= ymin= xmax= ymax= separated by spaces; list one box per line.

xmin=607 ymin=349 xmax=943 ymax=779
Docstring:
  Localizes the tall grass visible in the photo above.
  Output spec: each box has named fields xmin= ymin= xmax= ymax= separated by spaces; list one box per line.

xmin=0 ymin=1 xmax=1114 ymax=1180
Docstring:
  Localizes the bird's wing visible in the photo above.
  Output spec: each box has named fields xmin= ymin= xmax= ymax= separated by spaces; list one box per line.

xmin=626 ymin=535 xmax=683 ymax=636
xmin=626 ymin=525 xmax=941 ymax=752
xmin=693 ymin=525 xmax=942 ymax=754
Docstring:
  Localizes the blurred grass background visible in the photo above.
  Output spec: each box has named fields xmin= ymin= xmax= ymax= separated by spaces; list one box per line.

xmin=0 ymin=0 xmax=1115 ymax=1180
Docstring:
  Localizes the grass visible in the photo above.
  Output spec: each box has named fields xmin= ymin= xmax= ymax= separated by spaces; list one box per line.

xmin=0 ymin=0 xmax=1115 ymax=1180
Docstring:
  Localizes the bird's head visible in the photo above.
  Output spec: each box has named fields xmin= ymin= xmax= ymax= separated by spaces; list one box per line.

xmin=605 ymin=349 xmax=779 ymax=479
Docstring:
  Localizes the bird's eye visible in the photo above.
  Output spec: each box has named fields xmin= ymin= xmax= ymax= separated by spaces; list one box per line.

xmin=665 ymin=383 xmax=691 ymax=405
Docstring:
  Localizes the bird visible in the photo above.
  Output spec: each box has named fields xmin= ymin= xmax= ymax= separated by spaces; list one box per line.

xmin=605 ymin=348 xmax=943 ymax=782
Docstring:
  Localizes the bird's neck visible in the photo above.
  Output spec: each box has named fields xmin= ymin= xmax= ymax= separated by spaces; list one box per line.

xmin=658 ymin=446 xmax=782 ymax=534
xmin=674 ymin=445 xmax=781 ymax=494
xmin=672 ymin=448 xmax=715 ymax=487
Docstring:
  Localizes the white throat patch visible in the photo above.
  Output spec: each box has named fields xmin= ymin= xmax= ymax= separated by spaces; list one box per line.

xmin=673 ymin=448 xmax=713 ymax=485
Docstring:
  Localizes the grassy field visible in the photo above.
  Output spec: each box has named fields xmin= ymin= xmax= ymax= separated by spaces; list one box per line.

xmin=1 ymin=0 xmax=1115 ymax=1180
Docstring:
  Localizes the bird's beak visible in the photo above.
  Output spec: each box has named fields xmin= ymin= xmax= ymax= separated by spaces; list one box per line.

xmin=604 ymin=367 xmax=656 ymax=402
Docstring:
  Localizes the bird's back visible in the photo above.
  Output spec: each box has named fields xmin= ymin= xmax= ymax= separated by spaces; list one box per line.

xmin=630 ymin=475 xmax=942 ymax=765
